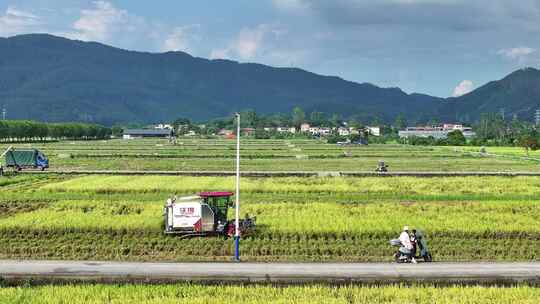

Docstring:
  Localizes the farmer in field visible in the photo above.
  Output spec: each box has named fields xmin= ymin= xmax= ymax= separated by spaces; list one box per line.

xmin=400 ymin=226 xmax=417 ymax=263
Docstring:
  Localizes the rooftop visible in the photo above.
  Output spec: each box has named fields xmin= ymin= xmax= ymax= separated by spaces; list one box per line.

xmin=123 ymin=129 xmax=172 ymax=135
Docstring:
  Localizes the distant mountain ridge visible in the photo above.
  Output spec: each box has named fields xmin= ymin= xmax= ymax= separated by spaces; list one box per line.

xmin=0 ymin=34 xmax=538 ymax=125
xmin=439 ymin=67 xmax=540 ymax=122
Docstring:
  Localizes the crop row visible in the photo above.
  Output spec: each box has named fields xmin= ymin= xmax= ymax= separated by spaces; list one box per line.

xmin=2 ymin=228 xmax=539 ymax=262
xmin=1 ymin=284 xmax=539 ymax=304
xmin=3 ymin=198 xmax=540 ymax=235
xmin=46 ymin=154 xmax=537 ymax=172
xmin=40 ymin=175 xmax=540 ymax=197
xmin=35 ymin=146 xmax=438 ymax=152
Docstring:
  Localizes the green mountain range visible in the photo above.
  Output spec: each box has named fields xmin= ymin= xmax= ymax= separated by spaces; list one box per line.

xmin=440 ymin=68 xmax=540 ymax=122
xmin=0 ymin=34 xmax=538 ymax=125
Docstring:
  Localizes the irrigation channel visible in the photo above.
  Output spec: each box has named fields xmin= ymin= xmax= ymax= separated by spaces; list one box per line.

xmin=17 ymin=169 xmax=540 ymax=177
xmin=1 ymin=261 xmax=540 ymax=285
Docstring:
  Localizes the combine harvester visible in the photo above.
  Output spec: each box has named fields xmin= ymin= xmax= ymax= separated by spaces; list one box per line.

xmin=163 ymin=192 xmax=256 ymax=238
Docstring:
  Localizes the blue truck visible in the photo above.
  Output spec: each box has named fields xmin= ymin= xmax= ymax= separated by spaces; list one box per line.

xmin=1 ymin=147 xmax=49 ymax=174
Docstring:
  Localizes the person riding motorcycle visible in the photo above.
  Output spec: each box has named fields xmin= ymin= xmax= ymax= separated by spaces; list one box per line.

xmin=399 ymin=226 xmax=417 ymax=264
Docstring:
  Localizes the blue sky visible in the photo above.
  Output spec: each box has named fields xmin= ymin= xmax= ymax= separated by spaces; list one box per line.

xmin=0 ymin=0 xmax=539 ymax=97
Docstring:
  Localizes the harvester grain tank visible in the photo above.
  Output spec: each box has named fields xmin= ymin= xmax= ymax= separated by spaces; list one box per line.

xmin=164 ymin=191 xmax=255 ymax=237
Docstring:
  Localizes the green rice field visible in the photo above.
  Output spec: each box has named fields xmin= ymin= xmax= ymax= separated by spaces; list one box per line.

xmin=1 ymin=139 xmax=539 ymax=172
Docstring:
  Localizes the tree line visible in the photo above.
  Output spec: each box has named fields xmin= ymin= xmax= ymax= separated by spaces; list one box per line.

xmin=0 ymin=120 xmax=111 ymax=142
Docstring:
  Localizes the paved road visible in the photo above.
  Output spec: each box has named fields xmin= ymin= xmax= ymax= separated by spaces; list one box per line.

xmin=18 ymin=169 xmax=540 ymax=177
xmin=1 ymin=260 xmax=539 ymax=284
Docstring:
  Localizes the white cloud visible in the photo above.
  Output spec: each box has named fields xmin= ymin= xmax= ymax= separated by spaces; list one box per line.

xmin=392 ymin=0 xmax=449 ymax=3
xmin=162 ymin=26 xmax=192 ymax=52
xmin=210 ymin=48 xmax=230 ymax=60
xmin=161 ymin=24 xmax=201 ymax=53
xmin=210 ymin=24 xmax=284 ymax=60
xmin=452 ymin=80 xmax=474 ymax=97
xmin=62 ymin=1 xmax=201 ymax=55
xmin=0 ymin=6 xmax=40 ymax=36
xmin=5 ymin=7 xmax=38 ymax=19
xmin=235 ymin=26 xmax=266 ymax=59
xmin=272 ymin=0 xmax=310 ymax=11
xmin=497 ymin=47 xmax=535 ymax=60
xmin=68 ymin=1 xmax=134 ymax=42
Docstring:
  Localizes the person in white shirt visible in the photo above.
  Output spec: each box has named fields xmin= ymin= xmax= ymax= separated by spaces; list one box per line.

xmin=399 ymin=226 xmax=417 ymax=263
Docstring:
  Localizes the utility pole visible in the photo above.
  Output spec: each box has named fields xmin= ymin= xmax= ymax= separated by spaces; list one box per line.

xmin=1 ymin=107 xmax=5 ymax=121
xmin=535 ymin=109 xmax=540 ymax=126
xmin=234 ymin=112 xmax=241 ymax=262
xmin=500 ymin=108 xmax=505 ymax=121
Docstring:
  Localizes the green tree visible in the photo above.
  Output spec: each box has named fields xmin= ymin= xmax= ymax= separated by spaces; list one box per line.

xmin=348 ymin=118 xmax=362 ymax=130
xmin=309 ymin=111 xmax=325 ymax=126
xmin=518 ymin=133 xmax=540 ymax=157
xmin=292 ymin=106 xmax=305 ymax=128
xmin=519 ymin=136 xmax=540 ymax=157
xmin=172 ymin=118 xmax=191 ymax=135
xmin=447 ymin=130 xmax=466 ymax=146
xmin=0 ymin=121 xmax=7 ymax=141
xmin=394 ymin=114 xmax=407 ymax=130
xmin=475 ymin=112 xmax=507 ymax=143
xmin=240 ymin=110 xmax=258 ymax=128
xmin=111 ymin=125 xmax=123 ymax=137
xmin=330 ymin=113 xmax=341 ymax=128
xmin=370 ymin=116 xmax=382 ymax=127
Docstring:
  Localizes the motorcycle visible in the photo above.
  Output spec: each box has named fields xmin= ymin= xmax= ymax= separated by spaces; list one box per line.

xmin=390 ymin=230 xmax=432 ymax=263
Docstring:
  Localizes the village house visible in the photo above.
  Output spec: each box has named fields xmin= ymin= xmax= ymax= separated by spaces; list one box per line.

xmin=338 ymin=127 xmax=350 ymax=136
xmin=123 ymin=129 xmax=172 ymax=139
xmin=277 ymin=127 xmax=296 ymax=133
xmin=319 ymin=127 xmax=332 ymax=136
xmin=308 ymin=126 xmax=320 ymax=135
xmin=349 ymin=128 xmax=360 ymax=135
xmin=150 ymin=123 xmax=173 ymax=130
xmin=218 ymin=129 xmax=233 ymax=136
xmin=242 ymin=128 xmax=256 ymax=136
xmin=398 ymin=124 xmax=475 ymax=139
xmin=300 ymin=123 xmax=311 ymax=133
xmin=366 ymin=126 xmax=381 ymax=136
